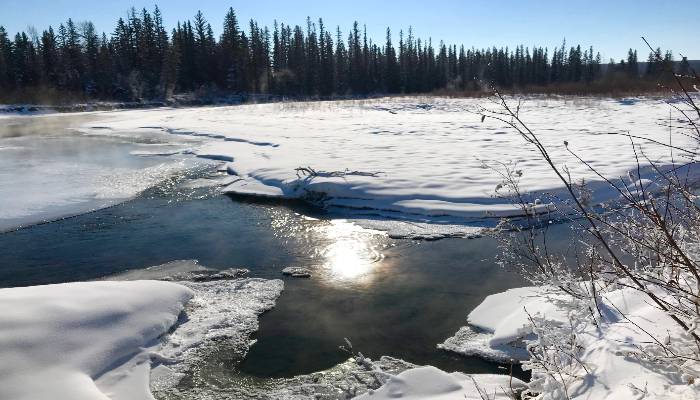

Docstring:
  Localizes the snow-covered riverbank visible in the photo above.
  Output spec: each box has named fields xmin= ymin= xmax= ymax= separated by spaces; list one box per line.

xmin=0 ymin=264 xmax=284 ymax=400
xmin=436 ymin=285 xmax=700 ymax=399
xmin=3 ymin=96 xmax=698 ymax=399
xmin=0 ymin=263 xmax=526 ymax=400
xmin=6 ymin=276 xmax=697 ymax=399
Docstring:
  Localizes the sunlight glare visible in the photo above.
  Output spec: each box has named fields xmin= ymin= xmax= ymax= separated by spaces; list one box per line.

xmin=318 ymin=220 xmax=385 ymax=281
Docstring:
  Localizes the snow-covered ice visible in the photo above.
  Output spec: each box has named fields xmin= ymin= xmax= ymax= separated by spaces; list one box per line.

xmin=282 ymin=266 xmax=313 ymax=277
xmin=0 ymin=114 xmax=206 ymax=231
xmin=66 ymin=96 xmax=698 ymax=237
xmin=439 ymin=287 xmax=568 ymax=362
xmin=104 ymin=260 xmax=285 ymax=397
xmin=439 ymin=325 xmax=529 ymax=363
xmin=151 ymin=277 xmax=284 ymax=390
xmin=2 ymin=97 xmax=695 ymax=236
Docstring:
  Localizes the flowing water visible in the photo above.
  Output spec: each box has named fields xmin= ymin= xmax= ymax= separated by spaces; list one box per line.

xmin=0 ymin=178 xmax=582 ymax=381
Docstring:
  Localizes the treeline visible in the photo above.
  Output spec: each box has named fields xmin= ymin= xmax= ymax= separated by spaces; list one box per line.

xmin=0 ymin=6 xmax=691 ymax=102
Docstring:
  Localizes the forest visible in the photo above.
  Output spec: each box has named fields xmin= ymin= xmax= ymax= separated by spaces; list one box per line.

xmin=0 ymin=5 xmax=692 ymax=102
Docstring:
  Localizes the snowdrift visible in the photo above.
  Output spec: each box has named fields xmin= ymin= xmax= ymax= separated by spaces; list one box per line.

xmin=0 ymin=280 xmax=193 ymax=400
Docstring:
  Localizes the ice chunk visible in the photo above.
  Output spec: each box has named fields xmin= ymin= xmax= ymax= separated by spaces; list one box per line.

xmin=282 ymin=266 xmax=313 ymax=278
xmin=438 ymin=326 xmax=529 ymax=363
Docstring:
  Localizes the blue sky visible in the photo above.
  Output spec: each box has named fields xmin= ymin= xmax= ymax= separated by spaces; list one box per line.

xmin=1 ymin=0 xmax=698 ymax=60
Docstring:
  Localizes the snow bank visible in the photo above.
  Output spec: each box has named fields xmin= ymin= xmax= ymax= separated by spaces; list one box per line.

xmin=355 ymin=366 xmax=526 ymax=400
xmin=0 ymin=280 xmax=193 ymax=400
xmin=73 ymin=97 xmax=696 ymax=237
xmin=439 ymin=287 xmax=566 ymax=362
xmin=565 ymin=287 xmax=700 ymax=399
xmin=0 ymin=260 xmax=285 ymax=400
xmin=442 ymin=285 xmax=700 ymax=399
xmin=469 ymin=287 xmax=570 ymax=347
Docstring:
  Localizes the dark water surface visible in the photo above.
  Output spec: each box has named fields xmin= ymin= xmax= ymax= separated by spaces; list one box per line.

xmin=0 ymin=180 xmax=576 ymax=379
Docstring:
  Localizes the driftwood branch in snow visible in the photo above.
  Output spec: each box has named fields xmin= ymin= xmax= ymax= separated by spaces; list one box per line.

xmin=295 ymin=166 xmax=383 ymax=179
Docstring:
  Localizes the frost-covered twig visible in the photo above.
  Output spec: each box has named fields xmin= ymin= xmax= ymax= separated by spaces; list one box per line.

xmin=339 ymin=337 xmax=393 ymax=388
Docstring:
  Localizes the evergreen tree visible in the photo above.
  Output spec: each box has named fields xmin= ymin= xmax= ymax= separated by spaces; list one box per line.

xmin=0 ymin=26 xmax=11 ymax=90
xmin=220 ymin=8 xmax=242 ymax=91
xmin=384 ymin=28 xmax=400 ymax=93
xmin=627 ymin=48 xmax=639 ymax=78
xmin=334 ymin=26 xmax=348 ymax=94
xmin=318 ymin=19 xmax=335 ymax=96
xmin=40 ymin=27 xmax=59 ymax=85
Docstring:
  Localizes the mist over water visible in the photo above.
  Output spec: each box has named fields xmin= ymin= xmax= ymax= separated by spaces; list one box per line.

xmin=0 ymin=113 xmax=205 ymax=231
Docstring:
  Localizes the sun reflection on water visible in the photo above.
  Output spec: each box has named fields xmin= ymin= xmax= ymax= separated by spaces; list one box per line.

xmin=315 ymin=220 xmax=386 ymax=281
xmin=268 ymin=208 xmax=389 ymax=284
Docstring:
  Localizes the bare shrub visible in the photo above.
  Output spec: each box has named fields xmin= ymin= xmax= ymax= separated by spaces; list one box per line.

xmin=478 ymin=41 xmax=700 ymax=398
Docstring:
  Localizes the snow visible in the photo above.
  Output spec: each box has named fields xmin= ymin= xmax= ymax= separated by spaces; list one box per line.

xmin=0 ymin=260 xmax=285 ymax=400
xmin=67 ymin=96 xmax=697 ymax=237
xmin=0 ymin=280 xmax=193 ymax=400
xmin=225 ymin=175 xmax=287 ymax=198
xmin=566 ymin=287 xmax=700 ymax=399
xmin=438 ymin=325 xmax=529 ymax=363
xmin=2 ymin=97 xmax=695 ymax=236
xmin=441 ymin=285 xmax=700 ymax=399
xmin=468 ymin=287 xmax=570 ymax=347
xmin=438 ymin=287 xmax=561 ymax=362
xmin=354 ymin=366 xmax=526 ymax=400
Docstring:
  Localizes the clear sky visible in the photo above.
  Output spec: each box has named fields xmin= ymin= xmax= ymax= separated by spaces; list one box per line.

xmin=1 ymin=0 xmax=698 ymax=60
